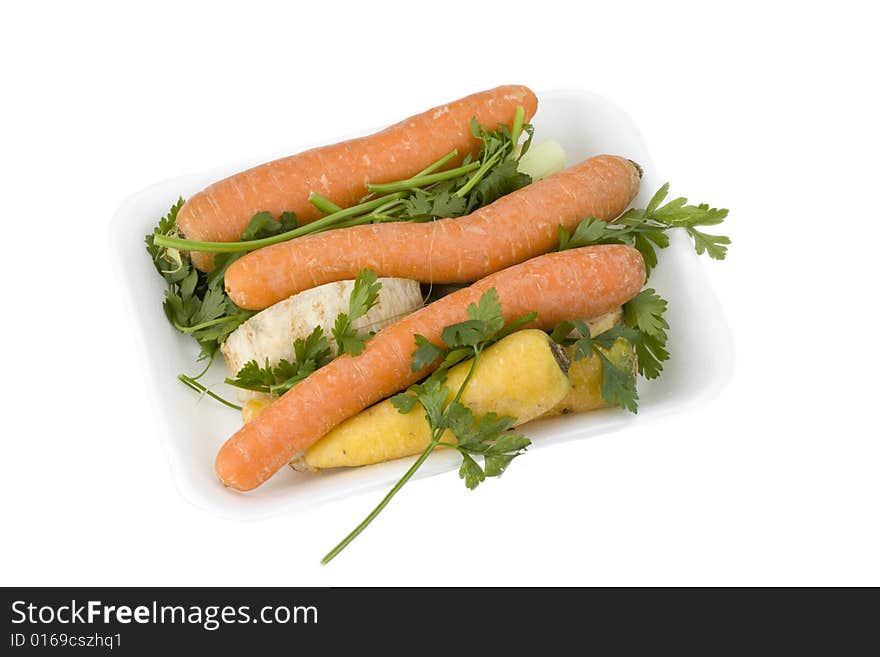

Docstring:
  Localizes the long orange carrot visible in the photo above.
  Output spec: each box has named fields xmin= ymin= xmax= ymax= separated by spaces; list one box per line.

xmin=178 ymin=85 xmax=538 ymax=270
xmin=216 ymin=244 xmax=646 ymax=491
xmin=225 ymin=155 xmax=641 ymax=310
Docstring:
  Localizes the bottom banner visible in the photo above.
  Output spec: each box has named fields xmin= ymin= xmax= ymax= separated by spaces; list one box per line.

xmin=1 ymin=587 xmax=873 ymax=652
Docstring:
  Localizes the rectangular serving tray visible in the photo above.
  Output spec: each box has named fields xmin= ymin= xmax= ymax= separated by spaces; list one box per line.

xmin=111 ymin=89 xmax=733 ymax=519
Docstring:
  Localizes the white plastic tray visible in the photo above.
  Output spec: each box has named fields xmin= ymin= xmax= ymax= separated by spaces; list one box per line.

xmin=111 ymin=90 xmax=733 ymax=519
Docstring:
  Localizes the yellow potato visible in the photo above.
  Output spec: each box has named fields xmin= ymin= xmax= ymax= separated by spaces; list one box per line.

xmin=300 ymin=329 xmax=571 ymax=470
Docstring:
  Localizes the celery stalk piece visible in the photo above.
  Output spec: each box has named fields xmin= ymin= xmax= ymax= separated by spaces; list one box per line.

xmin=517 ymin=139 xmax=567 ymax=181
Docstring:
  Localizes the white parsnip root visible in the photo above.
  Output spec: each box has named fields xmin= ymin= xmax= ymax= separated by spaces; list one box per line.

xmin=221 ymin=278 xmax=423 ymax=400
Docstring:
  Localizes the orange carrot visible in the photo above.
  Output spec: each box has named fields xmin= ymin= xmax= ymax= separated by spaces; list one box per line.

xmin=178 ymin=85 xmax=538 ymax=270
xmin=215 ymin=244 xmax=646 ymax=491
xmin=225 ymin=155 xmax=641 ymax=310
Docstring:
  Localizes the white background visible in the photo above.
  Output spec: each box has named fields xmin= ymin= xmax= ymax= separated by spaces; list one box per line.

xmin=2 ymin=1 xmax=877 ymax=586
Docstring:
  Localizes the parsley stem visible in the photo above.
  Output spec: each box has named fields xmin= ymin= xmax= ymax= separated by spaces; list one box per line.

xmin=450 ymin=350 xmax=481 ymax=406
xmin=322 ymin=352 xmax=482 ymax=565
xmin=191 ymin=351 xmax=216 ymax=381
xmin=377 ymin=199 xmax=405 ymax=213
xmin=365 ymin=161 xmax=480 ymax=194
xmin=508 ymin=105 xmax=525 ymax=158
xmin=308 ymin=192 xmax=342 ymax=214
xmin=355 ymin=150 xmax=461 ymax=205
xmin=177 ymin=374 xmax=242 ymax=410
xmin=172 ymin=313 xmax=251 ymax=334
xmin=321 ymin=441 xmax=438 ymax=565
xmin=333 ymin=216 xmax=378 ymax=229
xmin=153 ymin=192 xmax=407 ymax=254
xmin=414 ymin=149 xmax=459 ymax=177
xmin=454 ymin=149 xmax=504 ymax=198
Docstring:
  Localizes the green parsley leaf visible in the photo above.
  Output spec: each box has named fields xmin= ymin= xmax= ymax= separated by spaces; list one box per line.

xmin=390 ymin=391 xmax=420 ymax=414
xmin=597 ymin=351 xmax=639 ymax=414
xmin=465 ymin=159 xmax=531 ymax=212
xmin=278 ymin=211 xmax=299 ymax=231
xmin=331 ymin=313 xmax=359 ymax=355
xmin=438 ymin=347 xmax=473 ymax=371
xmin=591 ymin=324 xmax=641 ymax=350
xmin=558 ymin=216 xmax=615 ymax=251
xmin=430 ymin=188 xmax=467 ymax=218
xmin=149 ymin=201 xmax=301 ymax=362
xmin=398 ymin=186 xmax=470 ymax=222
xmin=551 ymin=318 xmax=597 ymax=359
xmin=623 ymin=289 xmax=668 ymax=338
xmin=688 ymin=227 xmax=731 ymax=260
xmin=242 ymin=211 xmax=280 ymax=240
xmin=452 ymin=409 xmax=529 ymax=483
xmin=461 ymin=412 xmax=517 ymax=451
xmin=643 ymin=182 xmax=669 ymax=215
xmin=549 ymin=320 xmax=578 ymax=345
xmin=411 ymin=334 xmax=445 ymax=372
xmin=441 ymin=319 xmax=488 ymax=349
xmin=295 ymin=324 xmax=333 ymax=366
xmin=518 ymin=123 xmax=535 ymax=158
xmin=572 ymin=335 xmax=597 ymax=362
xmin=226 ymin=358 xmax=276 ymax=394
xmin=332 ymin=269 xmax=382 ymax=356
xmin=348 ymin=269 xmax=382 ymax=322
xmin=486 ymin=430 xmax=531 ymax=455
xmin=469 ymin=117 xmax=508 ymax=160
xmin=484 ymin=453 xmax=517 ymax=478
xmin=404 ymin=189 xmax=433 ymax=218
xmin=145 ymin=197 xmax=186 ymax=275
xmin=459 ymin=453 xmax=486 ymax=490
xmin=466 ymin=287 xmax=505 ymax=335
xmin=189 ymin=285 xmax=228 ymax=326
xmin=551 ymin=295 xmax=667 ymax=413
xmin=437 ymin=289 xmax=508 ymax=350
xmin=238 ymin=210 xmax=299 ymax=241
xmin=557 ymin=184 xmax=730 ymax=277
xmin=623 ymin=288 xmax=670 ymax=380
xmin=443 ymin=401 xmax=476 ymax=445
xmin=633 ymin=232 xmax=659 ymax=272
xmin=268 ymin=362 xmax=315 ymax=395
xmin=225 ymin=325 xmax=332 ymax=394
xmin=408 ymin=374 xmax=449 ymax=428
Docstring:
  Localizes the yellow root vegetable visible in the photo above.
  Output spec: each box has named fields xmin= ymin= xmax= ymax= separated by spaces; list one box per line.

xmin=542 ymin=308 xmax=637 ymax=417
xmin=543 ymin=338 xmax=636 ymax=416
xmin=239 ymin=309 xmax=639 ymax=466
xmin=297 ymin=329 xmax=571 ymax=470
xmin=241 ymin=398 xmax=272 ymax=424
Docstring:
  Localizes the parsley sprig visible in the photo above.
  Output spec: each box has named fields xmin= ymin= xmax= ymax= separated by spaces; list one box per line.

xmin=558 ymin=184 xmax=730 ymax=275
xmin=331 ymin=269 xmax=382 ymax=356
xmin=225 ymin=325 xmax=333 ymax=396
xmin=150 ymin=108 xmax=534 ymax=257
xmin=550 ymin=288 xmax=670 ymax=414
xmin=622 ymin=288 xmax=669 ymax=380
xmin=322 ymin=288 xmax=535 ymax=564
xmin=145 ymin=199 xmax=260 ymax=361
